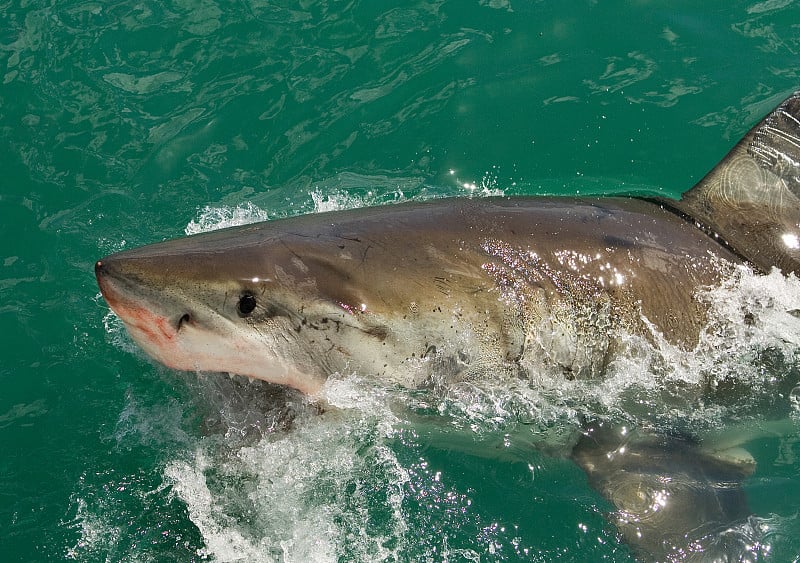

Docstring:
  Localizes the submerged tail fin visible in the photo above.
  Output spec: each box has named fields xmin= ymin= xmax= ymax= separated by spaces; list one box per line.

xmin=671 ymin=91 xmax=800 ymax=275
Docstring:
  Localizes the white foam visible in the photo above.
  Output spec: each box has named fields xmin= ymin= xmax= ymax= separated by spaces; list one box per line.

xmin=184 ymin=202 xmax=272 ymax=235
xmin=309 ymin=186 xmax=411 ymax=213
xmin=165 ymin=452 xmax=264 ymax=561
xmin=164 ymin=404 xmax=412 ymax=563
xmin=310 ymin=188 xmax=378 ymax=213
xmin=64 ymin=497 xmax=121 ymax=560
xmin=699 ymin=266 xmax=800 ymax=353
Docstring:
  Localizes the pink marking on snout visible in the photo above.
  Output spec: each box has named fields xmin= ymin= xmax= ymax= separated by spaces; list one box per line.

xmin=96 ymin=263 xmax=325 ymax=396
xmin=97 ymin=272 xmax=183 ymax=366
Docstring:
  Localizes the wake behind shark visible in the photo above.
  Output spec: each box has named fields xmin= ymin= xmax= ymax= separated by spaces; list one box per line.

xmin=96 ymin=92 xmax=800 ymax=560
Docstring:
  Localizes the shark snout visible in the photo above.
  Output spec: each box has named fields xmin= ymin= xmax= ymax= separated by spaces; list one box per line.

xmin=95 ymin=258 xmax=124 ymax=309
xmin=95 ymin=255 xmax=191 ymax=335
xmin=95 ymin=256 xmax=136 ymax=296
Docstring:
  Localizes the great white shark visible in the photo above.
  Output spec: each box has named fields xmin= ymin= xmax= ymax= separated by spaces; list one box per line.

xmin=96 ymin=91 xmax=800 ymax=560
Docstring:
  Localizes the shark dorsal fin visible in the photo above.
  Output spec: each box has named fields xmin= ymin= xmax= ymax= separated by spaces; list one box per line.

xmin=750 ymin=94 xmax=800 ymax=183
xmin=672 ymin=91 xmax=800 ymax=275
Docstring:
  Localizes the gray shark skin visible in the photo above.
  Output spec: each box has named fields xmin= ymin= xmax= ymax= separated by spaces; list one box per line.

xmin=96 ymin=91 xmax=800 ymax=561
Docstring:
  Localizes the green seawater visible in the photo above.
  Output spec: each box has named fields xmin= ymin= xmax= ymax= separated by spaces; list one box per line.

xmin=3 ymin=0 xmax=800 ymax=561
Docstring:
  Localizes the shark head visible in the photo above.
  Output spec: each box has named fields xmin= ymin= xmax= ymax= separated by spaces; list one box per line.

xmin=96 ymin=224 xmax=333 ymax=394
xmin=95 ymin=204 xmax=509 ymax=394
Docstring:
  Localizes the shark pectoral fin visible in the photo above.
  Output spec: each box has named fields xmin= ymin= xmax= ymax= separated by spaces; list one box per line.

xmin=571 ymin=422 xmax=752 ymax=562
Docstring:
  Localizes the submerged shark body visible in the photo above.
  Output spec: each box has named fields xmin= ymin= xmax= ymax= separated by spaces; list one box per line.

xmin=96 ymin=92 xmax=800 ymax=560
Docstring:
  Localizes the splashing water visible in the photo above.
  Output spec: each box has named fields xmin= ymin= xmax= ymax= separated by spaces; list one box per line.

xmin=185 ymin=203 xmax=274 ymax=235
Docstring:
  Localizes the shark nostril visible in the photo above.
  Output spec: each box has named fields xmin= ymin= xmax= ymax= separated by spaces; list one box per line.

xmin=177 ymin=313 xmax=192 ymax=330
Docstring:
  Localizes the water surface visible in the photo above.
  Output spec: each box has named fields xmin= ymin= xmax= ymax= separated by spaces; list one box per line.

xmin=3 ymin=0 xmax=800 ymax=560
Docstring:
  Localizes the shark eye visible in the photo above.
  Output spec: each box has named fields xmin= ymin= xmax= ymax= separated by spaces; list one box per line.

xmin=237 ymin=293 xmax=257 ymax=317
